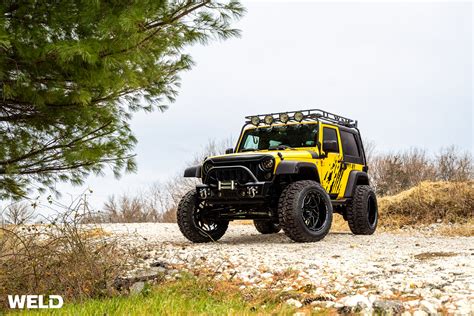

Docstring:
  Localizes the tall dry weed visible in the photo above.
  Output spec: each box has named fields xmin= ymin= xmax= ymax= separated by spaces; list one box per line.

xmin=0 ymin=196 xmax=134 ymax=309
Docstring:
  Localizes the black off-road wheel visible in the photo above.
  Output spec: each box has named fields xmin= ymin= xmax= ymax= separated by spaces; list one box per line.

xmin=346 ymin=185 xmax=378 ymax=235
xmin=278 ymin=180 xmax=333 ymax=242
xmin=177 ymin=190 xmax=229 ymax=243
xmin=253 ymin=220 xmax=281 ymax=234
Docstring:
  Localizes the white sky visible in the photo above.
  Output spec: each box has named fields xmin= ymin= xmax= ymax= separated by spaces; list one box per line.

xmin=43 ymin=1 xmax=473 ymax=210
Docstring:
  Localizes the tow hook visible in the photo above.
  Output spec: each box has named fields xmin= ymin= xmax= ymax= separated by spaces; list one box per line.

xmin=247 ymin=186 xmax=258 ymax=198
xmin=199 ymin=189 xmax=208 ymax=199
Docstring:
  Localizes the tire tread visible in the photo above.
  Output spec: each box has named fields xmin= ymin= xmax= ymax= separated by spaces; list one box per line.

xmin=346 ymin=185 xmax=377 ymax=235
xmin=278 ymin=180 xmax=332 ymax=242
xmin=177 ymin=190 xmax=228 ymax=243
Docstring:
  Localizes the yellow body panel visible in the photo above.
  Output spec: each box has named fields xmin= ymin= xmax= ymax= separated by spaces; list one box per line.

xmin=208 ymin=121 xmax=365 ymax=200
xmin=317 ymin=123 xmax=363 ymax=198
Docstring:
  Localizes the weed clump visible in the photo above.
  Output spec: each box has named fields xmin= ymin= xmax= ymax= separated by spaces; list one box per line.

xmin=0 ymin=203 xmax=133 ymax=310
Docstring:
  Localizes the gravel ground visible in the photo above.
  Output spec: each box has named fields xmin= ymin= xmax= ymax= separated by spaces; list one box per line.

xmin=104 ymin=223 xmax=474 ymax=315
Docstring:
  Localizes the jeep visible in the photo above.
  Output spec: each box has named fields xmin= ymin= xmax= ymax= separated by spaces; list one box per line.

xmin=177 ymin=109 xmax=378 ymax=242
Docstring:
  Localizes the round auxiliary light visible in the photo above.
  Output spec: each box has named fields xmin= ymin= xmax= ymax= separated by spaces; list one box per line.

xmin=279 ymin=113 xmax=290 ymax=123
xmin=250 ymin=116 xmax=260 ymax=126
xmin=260 ymin=158 xmax=274 ymax=170
xmin=294 ymin=111 xmax=304 ymax=122
xmin=264 ymin=115 xmax=274 ymax=125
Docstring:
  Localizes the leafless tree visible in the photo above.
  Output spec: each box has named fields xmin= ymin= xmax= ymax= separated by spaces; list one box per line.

xmin=1 ymin=203 xmax=35 ymax=224
xmin=99 ymin=138 xmax=234 ymax=223
xmin=362 ymin=138 xmax=376 ymax=167
xmin=435 ymin=146 xmax=473 ymax=181
xmin=369 ymin=146 xmax=472 ymax=196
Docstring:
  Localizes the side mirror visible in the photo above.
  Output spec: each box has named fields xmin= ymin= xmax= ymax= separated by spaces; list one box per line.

xmin=225 ymin=148 xmax=234 ymax=154
xmin=323 ymin=140 xmax=338 ymax=153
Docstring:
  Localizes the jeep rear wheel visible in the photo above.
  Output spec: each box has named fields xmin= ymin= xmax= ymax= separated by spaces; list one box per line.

xmin=253 ymin=220 xmax=281 ymax=234
xmin=177 ymin=190 xmax=229 ymax=243
xmin=278 ymin=180 xmax=333 ymax=242
xmin=346 ymin=185 xmax=378 ymax=235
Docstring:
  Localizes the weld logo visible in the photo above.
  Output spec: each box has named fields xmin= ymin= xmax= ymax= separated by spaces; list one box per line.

xmin=7 ymin=295 xmax=63 ymax=309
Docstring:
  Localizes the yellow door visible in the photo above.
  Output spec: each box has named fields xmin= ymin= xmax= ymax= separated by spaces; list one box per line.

xmin=318 ymin=124 xmax=345 ymax=197
xmin=336 ymin=128 xmax=365 ymax=198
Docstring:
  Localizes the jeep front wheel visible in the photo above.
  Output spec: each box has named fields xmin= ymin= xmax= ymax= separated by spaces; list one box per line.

xmin=253 ymin=220 xmax=281 ymax=234
xmin=346 ymin=185 xmax=378 ymax=235
xmin=177 ymin=190 xmax=228 ymax=243
xmin=278 ymin=180 xmax=333 ymax=242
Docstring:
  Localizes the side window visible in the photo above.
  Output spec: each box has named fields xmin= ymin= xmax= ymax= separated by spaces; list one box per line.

xmin=269 ymin=140 xmax=282 ymax=148
xmin=322 ymin=127 xmax=339 ymax=153
xmin=340 ymin=131 xmax=360 ymax=157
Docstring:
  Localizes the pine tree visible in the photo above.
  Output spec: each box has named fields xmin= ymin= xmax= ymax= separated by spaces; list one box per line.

xmin=0 ymin=1 xmax=244 ymax=198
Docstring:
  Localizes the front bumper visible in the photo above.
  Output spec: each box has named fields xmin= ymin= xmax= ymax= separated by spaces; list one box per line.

xmin=198 ymin=165 xmax=274 ymax=204
xmin=196 ymin=181 xmax=272 ymax=204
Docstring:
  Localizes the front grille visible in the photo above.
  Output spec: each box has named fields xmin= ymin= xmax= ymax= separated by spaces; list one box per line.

xmin=210 ymin=167 xmax=253 ymax=185
xmin=216 ymin=161 xmax=259 ymax=176
xmin=203 ymin=155 xmax=272 ymax=185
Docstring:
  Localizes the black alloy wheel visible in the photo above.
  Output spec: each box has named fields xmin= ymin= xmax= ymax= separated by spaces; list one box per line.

xmin=278 ymin=180 xmax=333 ymax=242
xmin=301 ymin=190 xmax=328 ymax=232
xmin=177 ymin=190 xmax=229 ymax=243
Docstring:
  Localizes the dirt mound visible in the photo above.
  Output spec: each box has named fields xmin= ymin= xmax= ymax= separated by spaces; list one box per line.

xmin=378 ymin=181 xmax=474 ymax=226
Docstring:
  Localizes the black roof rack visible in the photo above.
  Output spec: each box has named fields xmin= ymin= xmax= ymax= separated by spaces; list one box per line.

xmin=245 ymin=109 xmax=357 ymax=128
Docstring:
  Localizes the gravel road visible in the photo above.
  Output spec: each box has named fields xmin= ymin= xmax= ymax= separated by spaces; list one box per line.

xmin=104 ymin=223 xmax=474 ymax=315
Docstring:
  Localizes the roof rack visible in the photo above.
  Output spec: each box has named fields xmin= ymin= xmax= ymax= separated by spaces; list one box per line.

xmin=245 ymin=109 xmax=358 ymax=128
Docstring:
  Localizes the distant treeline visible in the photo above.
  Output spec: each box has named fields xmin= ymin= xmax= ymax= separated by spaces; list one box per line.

xmin=2 ymin=141 xmax=471 ymax=225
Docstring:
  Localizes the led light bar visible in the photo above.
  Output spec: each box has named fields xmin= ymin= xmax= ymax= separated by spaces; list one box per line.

xmin=245 ymin=109 xmax=358 ymax=128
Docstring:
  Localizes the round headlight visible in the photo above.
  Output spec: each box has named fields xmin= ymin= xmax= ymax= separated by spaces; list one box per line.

xmin=203 ymin=161 xmax=213 ymax=174
xmin=279 ymin=113 xmax=289 ymax=123
xmin=251 ymin=116 xmax=260 ymax=126
xmin=260 ymin=158 xmax=274 ymax=170
xmin=294 ymin=111 xmax=304 ymax=122
xmin=264 ymin=115 xmax=274 ymax=125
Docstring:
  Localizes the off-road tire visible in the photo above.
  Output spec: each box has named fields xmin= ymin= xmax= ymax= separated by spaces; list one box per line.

xmin=278 ymin=180 xmax=333 ymax=242
xmin=347 ymin=185 xmax=378 ymax=235
xmin=177 ymin=190 xmax=228 ymax=243
xmin=253 ymin=220 xmax=281 ymax=234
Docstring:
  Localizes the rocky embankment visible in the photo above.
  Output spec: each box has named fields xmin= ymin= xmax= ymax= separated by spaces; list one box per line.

xmin=104 ymin=223 xmax=474 ymax=315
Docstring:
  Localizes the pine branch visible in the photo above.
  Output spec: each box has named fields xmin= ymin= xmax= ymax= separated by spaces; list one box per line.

xmin=0 ymin=122 xmax=113 ymax=166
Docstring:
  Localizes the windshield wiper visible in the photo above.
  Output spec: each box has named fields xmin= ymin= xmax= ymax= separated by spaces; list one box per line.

xmin=241 ymin=148 xmax=257 ymax=152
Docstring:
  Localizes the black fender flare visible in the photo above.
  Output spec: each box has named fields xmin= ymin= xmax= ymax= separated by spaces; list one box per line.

xmin=184 ymin=165 xmax=202 ymax=178
xmin=275 ymin=161 xmax=320 ymax=182
xmin=343 ymin=171 xmax=369 ymax=198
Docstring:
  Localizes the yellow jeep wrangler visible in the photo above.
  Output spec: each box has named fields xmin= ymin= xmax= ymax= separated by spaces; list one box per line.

xmin=178 ymin=109 xmax=378 ymax=243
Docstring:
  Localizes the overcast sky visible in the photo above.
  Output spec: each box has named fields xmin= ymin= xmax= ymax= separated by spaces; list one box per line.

xmin=48 ymin=1 xmax=472 ymax=210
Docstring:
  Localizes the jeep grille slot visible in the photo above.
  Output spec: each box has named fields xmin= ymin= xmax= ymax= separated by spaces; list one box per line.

xmin=203 ymin=155 xmax=273 ymax=185
xmin=214 ymin=168 xmax=251 ymax=185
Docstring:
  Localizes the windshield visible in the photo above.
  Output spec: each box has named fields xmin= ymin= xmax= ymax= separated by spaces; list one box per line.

xmin=238 ymin=124 xmax=318 ymax=152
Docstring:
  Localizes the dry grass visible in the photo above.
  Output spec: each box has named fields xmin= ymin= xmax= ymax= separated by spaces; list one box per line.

xmin=330 ymin=215 xmax=350 ymax=232
xmin=414 ymin=251 xmax=457 ymax=261
xmin=436 ymin=219 xmax=474 ymax=236
xmin=378 ymin=181 xmax=473 ymax=227
xmin=0 ymin=211 xmax=133 ymax=310
xmin=79 ymin=227 xmax=111 ymax=238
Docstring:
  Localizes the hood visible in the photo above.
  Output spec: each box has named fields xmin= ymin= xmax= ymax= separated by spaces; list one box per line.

xmin=206 ymin=149 xmax=319 ymax=162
